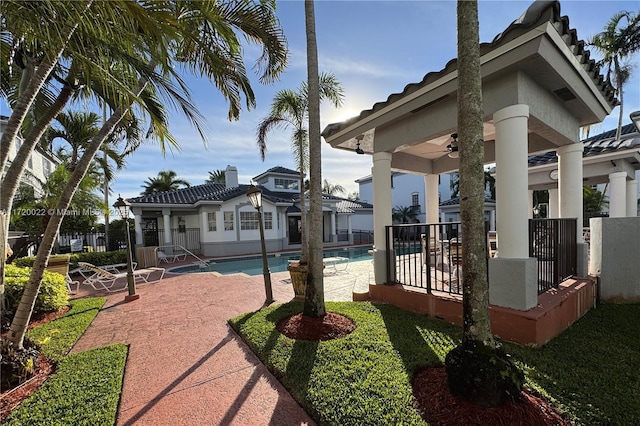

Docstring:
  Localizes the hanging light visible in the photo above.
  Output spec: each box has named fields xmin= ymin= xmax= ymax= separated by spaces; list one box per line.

xmin=447 ymin=133 xmax=459 ymax=158
xmin=355 ymin=134 xmax=365 ymax=155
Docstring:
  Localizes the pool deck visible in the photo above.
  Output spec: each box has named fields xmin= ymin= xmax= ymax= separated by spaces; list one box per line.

xmin=69 ymin=258 xmax=373 ymax=425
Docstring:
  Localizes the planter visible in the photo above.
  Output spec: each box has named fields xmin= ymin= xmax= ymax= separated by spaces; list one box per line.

xmin=287 ymin=263 xmax=308 ymax=300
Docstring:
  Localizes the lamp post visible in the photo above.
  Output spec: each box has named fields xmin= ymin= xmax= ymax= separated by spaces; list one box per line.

xmin=246 ymin=184 xmax=274 ymax=305
xmin=113 ymin=195 xmax=139 ymax=302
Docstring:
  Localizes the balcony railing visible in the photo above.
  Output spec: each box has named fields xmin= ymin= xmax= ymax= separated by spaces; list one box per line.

xmin=529 ymin=218 xmax=577 ymax=293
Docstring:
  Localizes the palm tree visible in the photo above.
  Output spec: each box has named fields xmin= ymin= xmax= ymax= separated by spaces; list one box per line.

xmin=5 ymin=1 xmax=287 ymax=349
xmin=590 ymin=11 xmax=640 ymax=141
xmin=256 ymin=73 xmax=343 ymax=264
xmin=322 ymin=179 xmax=345 ymax=196
xmin=444 ymin=0 xmax=523 ymax=407
xmin=141 ymin=170 xmax=191 ymax=195
xmin=392 ymin=205 xmax=419 ymax=224
xmin=304 ymin=0 xmax=325 ymax=318
xmin=450 ymin=170 xmax=495 ymax=199
xmin=206 ymin=169 xmax=226 ymax=184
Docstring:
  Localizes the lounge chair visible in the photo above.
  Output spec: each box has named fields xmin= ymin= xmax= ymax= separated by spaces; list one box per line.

xmin=78 ymin=262 xmax=165 ymax=292
xmin=157 ymin=250 xmax=187 ymax=263
xmin=46 ymin=254 xmax=80 ymax=294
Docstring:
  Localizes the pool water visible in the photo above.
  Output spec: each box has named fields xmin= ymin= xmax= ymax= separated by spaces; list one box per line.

xmin=169 ymin=246 xmax=373 ymax=276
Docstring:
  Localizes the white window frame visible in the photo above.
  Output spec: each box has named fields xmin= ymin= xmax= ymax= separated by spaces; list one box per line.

xmin=207 ymin=212 xmax=216 ymax=232
xmin=240 ymin=211 xmax=259 ymax=230
xmin=264 ymin=212 xmax=273 ymax=230
xmin=223 ymin=211 xmax=234 ymax=231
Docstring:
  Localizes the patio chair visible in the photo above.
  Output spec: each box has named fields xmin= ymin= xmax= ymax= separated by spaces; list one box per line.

xmin=46 ymin=254 xmax=80 ymax=294
xmin=157 ymin=250 xmax=187 ymax=263
xmin=78 ymin=262 xmax=165 ymax=292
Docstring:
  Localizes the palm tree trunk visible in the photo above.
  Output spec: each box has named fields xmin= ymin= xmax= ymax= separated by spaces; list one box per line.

xmin=303 ymin=0 xmax=325 ymax=318
xmin=7 ymin=81 xmax=145 ymax=349
xmin=299 ymin=134 xmax=308 ymax=264
xmin=456 ymin=0 xmax=493 ymax=348
xmin=614 ymin=56 xmax=623 ymax=141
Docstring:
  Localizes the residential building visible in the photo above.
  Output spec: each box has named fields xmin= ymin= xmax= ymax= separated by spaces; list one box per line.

xmin=127 ymin=165 xmax=373 ymax=257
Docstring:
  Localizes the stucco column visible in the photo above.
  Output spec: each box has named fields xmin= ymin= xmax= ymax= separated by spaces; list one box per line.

xmin=627 ymin=180 xmax=638 ymax=217
xmin=528 ymin=190 xmax=534 ymax=219
xmin=162 ymin=208 xmax=172 ymax=248
xmin=557 ymin=142 xmax=587 ymax=275
xmin=489 ymin=209 xmax=496 ymax=232
xmin=424 ymin=174 xmax=440 ymax=225
xmin=548 ymin=188 xmax=559 ymax=218
xmin=200 ymin=211 xmax=208 ymax=240
xmin=494 ymin=104 xmax=530 ymax=258
xmin=347 ymin=214 xmax=354 ymax=244
xmin=489 ymin=104 xmax=537 ymax=311
xmin=556 ymin=143 xmax=584 ymax=241
xmin=330 ymin=210 xmax=337 ymax=242
xmin=372 ymin=152 xmax=393 ymax=284
xmin=134 ymin=214 xmax=143 ymax=247
xmin=608 ymin=172 xmax=627 ymax=218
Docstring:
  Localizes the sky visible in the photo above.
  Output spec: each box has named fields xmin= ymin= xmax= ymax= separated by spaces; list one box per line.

xmin=43 ymin=1 xmax=640 ymax=201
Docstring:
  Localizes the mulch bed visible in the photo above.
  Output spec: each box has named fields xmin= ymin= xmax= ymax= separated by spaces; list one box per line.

xmin=276 ymin=312 xmax=355 ymax=341
xmin=412 ymin=367 xmax=571 ymax=425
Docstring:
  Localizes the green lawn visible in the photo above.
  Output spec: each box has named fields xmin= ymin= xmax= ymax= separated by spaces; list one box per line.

xmin=4 ymin=298 xmax=128 ymax=426
xmin=230 ymin=301 xmax=640 ymax=426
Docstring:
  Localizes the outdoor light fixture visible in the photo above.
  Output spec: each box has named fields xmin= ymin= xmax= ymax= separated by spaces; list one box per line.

xmin=447 ymin=133 xmax=459 ymax=159
xmin=113 ymin=195 xmax=138 ymax=302
xmin=355 ymin=134 xmax=365 ymax=155
xmin=631 ymin=110 xmax=640 ymax=133
xmin=246 ymin=184 xmax=274 ymax=305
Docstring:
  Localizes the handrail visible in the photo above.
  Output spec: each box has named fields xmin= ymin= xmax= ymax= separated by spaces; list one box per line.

xmin=158 ymin=244 xmax=208 ymax=267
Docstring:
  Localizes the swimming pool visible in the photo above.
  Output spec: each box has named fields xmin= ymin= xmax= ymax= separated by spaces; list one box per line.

xmin=169 ymin=246 xmax=374 ymax=276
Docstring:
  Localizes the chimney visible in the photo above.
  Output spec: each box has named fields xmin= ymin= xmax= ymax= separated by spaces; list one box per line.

xmin=225 ymin=165 xmax=238 ymax=189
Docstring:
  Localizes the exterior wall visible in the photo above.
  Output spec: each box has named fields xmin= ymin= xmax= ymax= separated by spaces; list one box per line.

xmin=589 ymin=217 xmax=640 ymax=302
xmin=351 ymin=211 xmax=373 ymax=231
xmin=358 ymin=172 xmax=455 ymax=223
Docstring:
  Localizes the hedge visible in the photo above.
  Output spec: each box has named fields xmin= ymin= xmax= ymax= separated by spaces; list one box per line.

xmin=13 ymin=250 xmax=128 ymax=270
xmin=4 ymin=264 xmax=69 ymax=315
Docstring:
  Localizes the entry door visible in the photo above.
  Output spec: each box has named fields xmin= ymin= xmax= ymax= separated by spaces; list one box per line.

xmin=141 ymin=218 xmax=159 ymax=247
xmin=288 ymin=216 xmax=301 ymax=244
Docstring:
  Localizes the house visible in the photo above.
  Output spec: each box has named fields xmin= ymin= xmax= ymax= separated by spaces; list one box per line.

xmin=127 ymin=165 xmax=373 ymax=257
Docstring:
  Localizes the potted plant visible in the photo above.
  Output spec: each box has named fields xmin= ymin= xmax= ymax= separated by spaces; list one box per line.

xmin=287 ymin=261 xmax=308 ymax=300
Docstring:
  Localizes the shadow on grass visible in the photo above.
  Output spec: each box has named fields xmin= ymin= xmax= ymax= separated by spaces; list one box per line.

xmin=375 ymin=303 xmax=461 ymax=375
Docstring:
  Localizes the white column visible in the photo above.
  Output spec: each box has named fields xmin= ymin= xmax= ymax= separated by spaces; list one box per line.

xmin=162 ymin=208 xmax=172 ymax=247
xmin=548 ymin=188 xmax=559 ymax=218
xmin=608 ymin=172 xmax=627 ymax=218
xmin=494 ymin=104 xmax=530 ymax=258
xmin=372 ymin=152 xmax=393 ymax=284
xmin=489 ymin=209 xmax=496 ymax=232
xmin=330 ymin=210 xmax=337 ymax=242
xmin=557 ymin=143 xmax=584 ymax=242
xmin=424 ymin=174 xmax=440 ymax=224
xmin=134 ymin=214 xmax=143 ymax=247
xmin=528 ymin=190 xmax=534 ymax=219
xmin=627 ymin=180 xmax=638 ymax=217
xmin=200 ymin=211 xmax=208 ymax=240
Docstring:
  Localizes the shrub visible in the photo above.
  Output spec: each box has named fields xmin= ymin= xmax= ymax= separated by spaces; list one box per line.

xmin=13 ymin=250 xmax=128 ymax=269
xmin=4 ymin=264 xmax=69 ymax=316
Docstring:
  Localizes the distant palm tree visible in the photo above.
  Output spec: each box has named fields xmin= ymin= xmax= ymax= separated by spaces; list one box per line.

xmin=590 ymin=11 xmax=640 ymax=141
xmin=206 ymin=169 xmax=226 ymax=184
xmin=256 ymin=72 xmax=343 ymax=264
xmin=450 ymin=171 xmax=495 ymax=199
xmin=322 ymin=179 xmax=345 ymax=196
xmin=141 ymin=170 xmax=191 ymax=195
xmin=392 ymin=205 xmax=419 ymax=224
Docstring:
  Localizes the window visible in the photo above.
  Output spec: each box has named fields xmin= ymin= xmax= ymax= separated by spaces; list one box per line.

xmin=27 ymin=154 xmax=33 ymax=170
xmin=223 ymin=211 xmax=234 ymax=230
xmin=264 ymin=212 xmax=273 ymax=230
xmin=240 ymin=211 xmax=259 ymax=230
xmin=207 ymin=212 xmax=216 ymax=231
xmin=274 ymin=178 xmax=299 ymax=190
xmin=412 ymin=193 xmax=419 ymax=206
xmin=43 ymin=159 xmax=51 ymax=176
xmin=178 ymin=216 xmax=186 ymax=233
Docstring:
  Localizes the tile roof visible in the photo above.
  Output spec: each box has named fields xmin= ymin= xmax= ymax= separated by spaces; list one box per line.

xmin=322 ymin=0 xmax=616 ymax=139
xmin=528 ymin=123 xmax=640 ymax=167
xmin=440 ymin=196 xmax=495 ymax=207
xmin=335 ymin=198 xmax=373 ymax=214
xmin=253 ymin=166 xmax=299 ymax=179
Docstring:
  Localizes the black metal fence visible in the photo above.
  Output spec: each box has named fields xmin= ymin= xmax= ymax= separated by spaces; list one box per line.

xmin=56 ymin=229 xmax=133 ymax=253
xmin=385 ymin=222 xmax=465 ymax=295
xmin=386 ymin=218 xmax=577 ymax=297
xmin=353 ymin=229 xmax=374 ymax=245
xmin=529 ymin=218 xmax=577 ymax=293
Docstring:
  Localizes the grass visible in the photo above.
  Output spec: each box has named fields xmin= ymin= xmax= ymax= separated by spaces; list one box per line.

xmin=4 ymin=297 xmax=129 ymax=426
xmin=230 ymin=301 xmax=640 ymax=426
